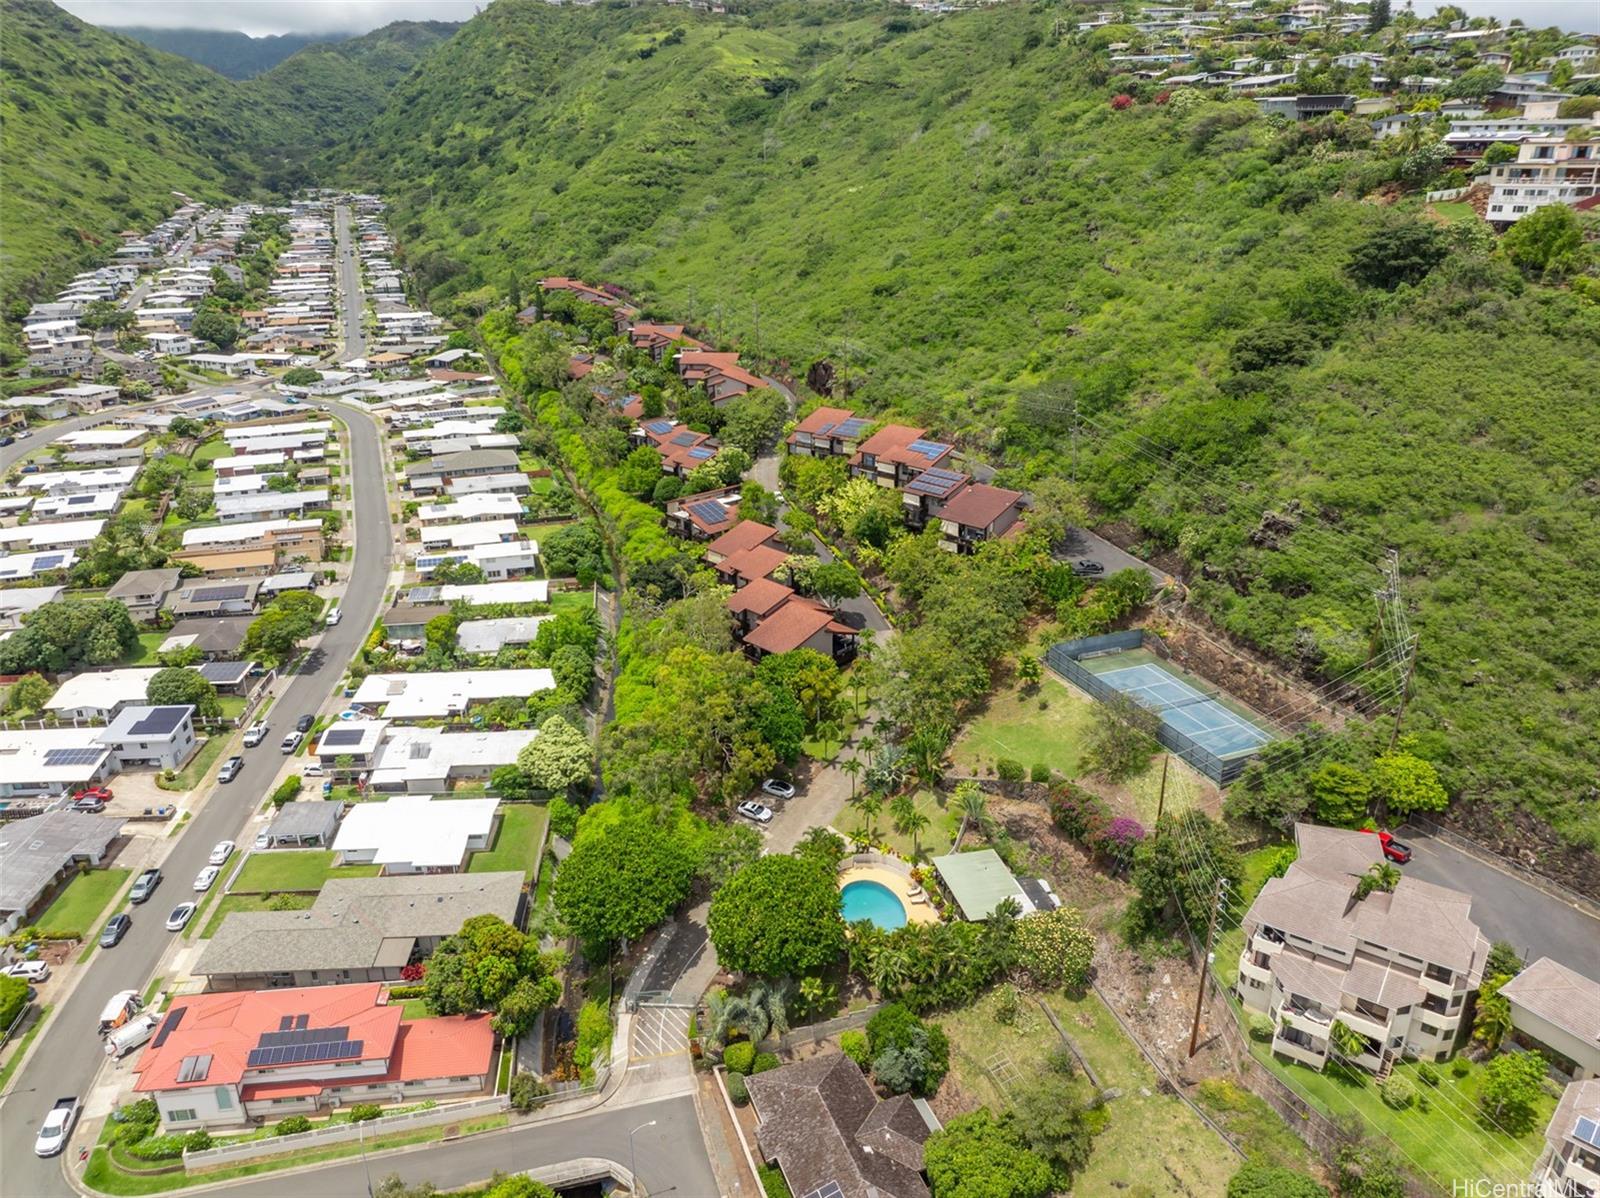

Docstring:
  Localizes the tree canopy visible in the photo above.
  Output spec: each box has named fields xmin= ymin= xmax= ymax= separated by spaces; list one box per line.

xmin=923 ymin=1110 xmax=1054 ymax=1198
xmin=0 ymin=599 xmax=139 ymax=674
xmin=707 ymin=853 xmax=846 ymax=979
xmin=420 ymin=915 xmax=561 ymax=1037
xmin=516 ymin=714 xmax=593 ymax=794
xmin=553 ymin=804 xmax=697 ymax=955
xmin=146 ymin=666 xmax=221 ymax=720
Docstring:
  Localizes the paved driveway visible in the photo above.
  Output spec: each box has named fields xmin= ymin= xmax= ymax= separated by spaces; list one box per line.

xmin=1399 ymin=827 xmax=1600 ymax=977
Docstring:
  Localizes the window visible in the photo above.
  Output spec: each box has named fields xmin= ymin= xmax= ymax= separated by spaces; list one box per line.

xmin=1421 ymin=1022 xmax=1442 ymax=1037
xmin=214 ymin=1087 xmax=234 ymax=1111
xmin=167 ymin=1109 xmax=197 ymax=1123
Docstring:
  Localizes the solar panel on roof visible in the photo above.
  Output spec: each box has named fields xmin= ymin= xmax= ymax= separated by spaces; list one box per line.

xmin=34 ymin=555 xmax=65 ymax=569
xmin=1577 ymin=1117 xmax=1600 ymax=1149
xmin=906 ymin=439 xmax=950 ymax=460
xmin=321 ymin=728 xmax=366 ymax=747
xmin=644 ymin=419 xmax=674 ymax=434
xmin=44 ymin=747 xmax=104 ymax=766
xmin=687 ymin=500 xmax=729 ymax=525
xmin=196 ymin=584 xmax=249 ymax=601
xmin=670 ymin=432 xmax=698 ymax=446
xmin=151 ymin=1007 xmax=186 ymax=1048
xmin=688 ymin=447 xmax=714 ymax=460
xmin=129 ymin=708 xmax=187 ymax=736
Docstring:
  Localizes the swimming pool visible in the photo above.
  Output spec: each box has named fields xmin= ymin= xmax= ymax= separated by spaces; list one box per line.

xmin=840 ymin=879 xmax=908 ymax=931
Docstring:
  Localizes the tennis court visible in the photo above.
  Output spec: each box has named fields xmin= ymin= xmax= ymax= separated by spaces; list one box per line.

xmin=1093 ymin=661 xmax=1275 ymax=761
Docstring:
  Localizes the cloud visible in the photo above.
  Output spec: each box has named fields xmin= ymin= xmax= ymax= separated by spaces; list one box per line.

xmin=57 ymin=0 xmax=485 ymax=37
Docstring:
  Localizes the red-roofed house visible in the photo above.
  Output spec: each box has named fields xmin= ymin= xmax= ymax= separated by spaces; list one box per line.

xmin=848 ymin=425 xmax=956 ymax=489
xmin=716 ymin=542 xmax=792 ymax=589
xmin=705 ymin=520 xmax=778 ymax=565
xmin=665 ymin=486 xmax=743 ymax=539
xmin=132 ymin=983 xmax=493 ymax=1129
xmin=676 ymin=350 xmax=743 ymax=385
xmin=727 ymin=576 xmax=797 ymax=635
xmin=936 ymin=484 xmax=1025 ymax=554
xmin=743 ymin=595 xmax=858 ymax=663
xmin=787 ymin=407 xmax=868 ymax=459
xmin=628 ymin=322 xmax=708 ymax=363
xmin=676 ymin=350 xmax=768 ymax=405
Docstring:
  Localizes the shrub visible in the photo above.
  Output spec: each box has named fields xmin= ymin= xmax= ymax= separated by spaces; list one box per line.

xmin=723 ymin=1040 xmax=757 ymax=1075
xmin=1417 ymin=1062 xmax=1440 ymax=1087
xmin=274 ymin=1115 xmax=313 ymax=1136
xmin=0 ymin=975 xmax=26 ymax=1029
xmin=759 ymin=1163 xmax=794 ymax=1198
xmin=573 ymin=998 xmax=612 ymax=1076
xmin=1379 ymin=1074 xmax=1415 ymax=1110
xmin=385 ymin=984 xmax=426 ymax=1000
xmin=996 ymin=758 xmax=1026 ymax=783
xmin=508 ymin=1071 xmax=551 ymax=1112
xmin=269 ymin=776 xmax=301 ymax=808
xmin=547 ymin=796 xmax=580 ymax=841
xmin=115 ymin=1099 xmax=160 ymax=1126
xmin=127 ymin=1133 xmax=190 ymax=1161
xmin=184 ymin=1128 xmax=213 ymax=1152
xmin=752 ymin=1052 xmax=781 ymax=1075
xmin=866 ymin=1003 xmax=949 ymax=1096
xmin=993 ymin=984 xmax=1021 ymax=1025
xmin=347 ymin=1103 xmax=382 ymax=1122
xmin=839 ymin=1029 xmax=869 ymax=1066
xmin=726 ymin=1071 xmax=749 ymax=1105
xmin=1029 ymin=763 xmax=1051 ymax=783
xmin=1452 ymin=1056 xmax=1471 ymax=1079
xmin=1048 ymin=783 xmax=1111 ymax=843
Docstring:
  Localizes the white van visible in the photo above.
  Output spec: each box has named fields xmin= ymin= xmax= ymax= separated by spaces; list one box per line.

xmin=104 ymin=1012 xmax=160 ymax=1059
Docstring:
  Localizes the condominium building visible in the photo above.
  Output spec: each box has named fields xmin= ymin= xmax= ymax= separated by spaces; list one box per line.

xmin=1485 ymin=134 xmax=1600 ymax=227
xmin=1237 ymin=824 xmax=1490 ymax=1074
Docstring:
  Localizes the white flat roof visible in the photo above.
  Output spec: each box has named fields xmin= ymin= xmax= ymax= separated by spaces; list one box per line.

xmin=416 ymin=494 xmax=522 ymax=524
xmin=0 ymin=549 xmax=78 ymax=579
xmin=58 ymin=428 xmax=146 ymax=448
xmin=215 ymin=489 xmax=328 ymax=516
xmin=45 ymin=668 xmax=159 ymax=714
xmin=0 ymin=585 xmax=64 ymax=615
xmin=331 ymin=795 xmax=500 ymax=869
xmin=367 ymin=727 xmax=537 ymax=786
xmin=457 ymin=616 xmax=551 ymax=655
xmin=351 ymin=669 xmax=555 ymax=719
xmin=438 ymin=580 xmax=549 ymax=605
xmin=182 ymin=518 xmax=321 ymax=548
xmin=0 ymin=728 xmax=113 ymax=784
xmin=33 ymin=491 xmax=121 ymax=518
xmin=0 ymin=519 xmax=105 ymax=549
xmin=222 ymin=421 xmax=330 ymax=441
xmin=419 ymin=520 xmax=520 ymax=550
xmin=16 ymin=466 xmax=139 ymax=493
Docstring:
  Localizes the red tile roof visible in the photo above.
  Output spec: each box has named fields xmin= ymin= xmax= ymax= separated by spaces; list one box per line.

xmin=240 ymin=1015 xmax=493 ymax=1102
xmin=728 ymin=576 xmax=796 ymax=617
xmin=851 ymin=424 xmax=954 ymax=471
xmin=706 ymin=521 xmax=778 ymax=560
xmin=791 ymin=406 xmax=858 ymax=437
xmin=133 ymin=983 xmax=400 ymax=1092
xmin=937 ymin=483 xmax=1023 ymax=530
xmin=677 ymin=350 xmax=743 ymax=378
xmin=745 ymin=597 xmax=846 ymax=656
xmin=717 ymin=543 xmax=791 ymax=585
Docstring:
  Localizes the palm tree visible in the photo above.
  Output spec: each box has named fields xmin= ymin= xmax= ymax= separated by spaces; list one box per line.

xmin=890 ymin=795 xmax=930 ymax=860
xmin=840 ymin=756 xmax=863 ymax=798
xmin=857 ymin=734 xmax=880 ymax=766
xmin=853 ymin=794 xmax=882 ymax=844
xmin=953 ymin=781 xmax=989 ymax=851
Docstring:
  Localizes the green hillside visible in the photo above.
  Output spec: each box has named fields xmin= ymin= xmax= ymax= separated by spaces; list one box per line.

xmin=0 ymin=0 xmax=272 ymax=298
xmin=109 ymin=26 xmax=331 ymax=79
xmin=342 ymin=1 xmax=1600 ymax=862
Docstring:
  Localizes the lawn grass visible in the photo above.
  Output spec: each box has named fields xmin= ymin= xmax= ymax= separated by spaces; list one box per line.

xmin=1248 ymin=1037 xmax=1551 ymax=1192
xmin=547 ymin=589 xmax=593 ymax=616
xmin=397 ymin=998 xmax=431 ymax=1020
xmin=142 ymin=976 xmax=165 ymax=1007
xmin=229 ymin=850 xmax=379 ymax=895
xmin=156 ymin=735 xmax=231 ymax=793
xmin=467 ymin=803 xmax=547 ymax=877
xmin=836 ymin=788 xmax=958 ymax=860
xmin=198 ymin=892 xmax=315 ymax=939
xmin=216 ymin=694 xmax=248 ymax=720
xmin=0 ymin=1004 xmax=51 ymax=1091
xmin=122 ymin=632 xmax=170 ymax=666
xmin=939 ymin=986 xmax=1241 ymax=1196
xmin=1431 ymin=201 xmax=1477 ymax=223
xmin=35 ymin=869 xmax=131 ymax=938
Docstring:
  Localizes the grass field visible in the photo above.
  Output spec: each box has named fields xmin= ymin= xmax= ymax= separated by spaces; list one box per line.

xmin=229 ymin=850 xmax=379 ymax=894
xmin=836 ymin=788 xmax=957 ymax=860
xmin=198 ymin=892 xmax=315 ymax=939
xmin=1431 ymin=201 xmax=1478 ymax=223
xmin=467 ymin=803 xmax=547 ymax=877
xmin=939 ymin=986 xmax=1241 ymax=1196
xmin=35 ymin=869 xmax=131 ymax=938
xmin=0 ymin=1004 xmax=51 ymax=1091
xmin=157 ymin=735 xmax=231 ymax=793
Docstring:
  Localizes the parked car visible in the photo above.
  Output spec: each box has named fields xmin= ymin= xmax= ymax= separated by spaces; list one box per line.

xmin=71 ymin=787 xmax=113 ymax=805
xmin=253 ymin=831 xmax=273 ymax=851
xmin=193 ymin=866 xmax=220 ymax=892
xmin=737 ymin=800 xmax=774 ymax=824
xmin=99 ymin=914 xmax=131 ymax=948
xmin=280 ymin=730 xmax=303 ymax=753
xmin=242 ymin=722 xmax=269 ymax=748
xmin=1 ymin=960 xmax=50 ymax=983
xmin=326 ymin=606 xmax=342 ymax=626
xmin=104 ymin=1013 xmax=160 ymax=1059
xmin=295 ymin=714 xmax=315 ymax=734
xmin=68 ymin=798 xmax=106 ymax=814
xmin=208 ymin=840 xmax=235 ymax=866
xmin=165 ymin=902 xmax=197 ymax=932
xmin=760 ymin=778 xmax=796 ymax=800
xmin=34 ymin=1096 xmax=80 ymax=1157
xmin=1072 ymin=559 xmax=1105 ymax=576
xmin=1363 ymin=829 xmax=1413 ymax=864
xmin=217 ymin=756 xmax=244 ymax=784
xmin=128 ymin=869 xmax=161 ymax=904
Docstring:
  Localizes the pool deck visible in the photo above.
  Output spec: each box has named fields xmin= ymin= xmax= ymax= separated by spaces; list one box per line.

xmin=837 ymin=863 xmax=939 ymax=926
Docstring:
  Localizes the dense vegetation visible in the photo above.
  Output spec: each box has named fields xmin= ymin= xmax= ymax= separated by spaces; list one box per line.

xmin=108 ymin=27 xmax=331 ymax=78
xmin=345 ymin=0 xmax=1599 ymax=860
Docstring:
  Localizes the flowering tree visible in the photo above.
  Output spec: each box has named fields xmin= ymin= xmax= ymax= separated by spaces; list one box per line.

xmin=1111 ymin=94 xmax=1134 ymax=110
xmin=1013 ymin=908 xmax=1095 ymax=991
xmin=1094 ymin=817 xmax=1146 ymax=870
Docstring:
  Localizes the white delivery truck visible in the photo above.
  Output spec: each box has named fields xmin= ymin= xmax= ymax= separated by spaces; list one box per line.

xmin=104 ymin=1012 xmax=160 ymax=1059
xmin=97 ymin=990 xmax=143 ymax=1037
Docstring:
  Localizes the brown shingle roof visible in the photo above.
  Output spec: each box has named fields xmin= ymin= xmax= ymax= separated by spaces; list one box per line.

xmin=745 ymin=597 xmax=841 ymax=656
xmin=1501 ymin=958 xmax=1600 ymax=1047
xmin=727 ymin=577 xmax=795 ymax=618
xmin=936 ymin=483 xmax=1022 ymax=530
xmin=790 ymin=406 xmax=857 ymax=437
xmin=706 ymin=521 xmax=777 ymax=560
xmin=716 ymin=543 xmax=790 ymax=586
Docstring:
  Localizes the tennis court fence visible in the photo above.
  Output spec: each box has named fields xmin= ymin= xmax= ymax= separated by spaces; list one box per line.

xmin=1044 ymin=631 xmax=1256 ymax=784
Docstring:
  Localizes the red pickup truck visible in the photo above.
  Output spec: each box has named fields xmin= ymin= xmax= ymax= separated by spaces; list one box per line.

xmin=1363 ymin=829 xmax=1412 ymax=864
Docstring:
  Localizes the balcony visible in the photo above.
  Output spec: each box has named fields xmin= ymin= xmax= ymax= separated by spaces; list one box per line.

xmin=1239 ymin=953 xmax=1272 ymax=987
xmin=1419 ymin=971 xmax=1458 ymax=1002
xmin=1338 ymin=1008 xmax=1390 ymax=1043
xmin=1272 ymin=1031 xmax=1328 ymax=1071
xmin=1251 ymin=930 xmax=1286 ymax=958
xmin=1279 ymin=1004 xmax=1333 ymax=1037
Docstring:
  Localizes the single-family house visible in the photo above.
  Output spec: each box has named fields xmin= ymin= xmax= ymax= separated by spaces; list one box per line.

xmin=215 ymin=489 xmax=329 ymax=523
xmin=0 ymin=584 xmax=63 ymax=629
xmin=664 ymin=487 xmax=743 ymax=539
xmin=160 ymin=616 xmax=255 ymax=660
xmin=742 ymin=595 xmax=858 ymax=664
xmin=331 ymin=795 xmax=500 ymax=874
xmin=0 ymin=549 xmax=78 ymax=581
xmin=415 ymin=493 xmax=523 ymax=526
xmin=404 ymin=449 xmax=519 ymax=496
xmin=1486 ymin=134 xmax=1600 ymax=227
xmin=166 ymin=579 xmax=263 ymax=619
xmin=0 ymin=810 xmax=125 ymax=928
xmin=178 ymin=518 xmax=325 ymax=568
xmin=414 ymin=539 xmax=540 ymax=581
xmin=456 ymin=617 xmax=550 ymax=656
xmin=1500 ymin=958 xmax=1600 ymax=1081
xmin=96 ymin=705 xmax=199 ymax=772
xmin=349 ymin=669 xmax=555 ymax=720
xmin=106 ymin=568 xmax=183 ymax=622
xmin=901 ymin=467 xmax=971 ymax=531
xmin=937 ymin=483 xmax=1025 ymax=554
xmin=45 ymin=668 xmax=161 ymax=723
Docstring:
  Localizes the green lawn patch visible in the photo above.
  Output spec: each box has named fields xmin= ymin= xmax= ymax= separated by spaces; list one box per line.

xmin=157 ymin=735 xmax=231 ymax=792
xmin=35 ymin=869 xmax=131 ymax=938
xmin=837 ymin=788 xmax=957 ymax=860
xmin=1431 ymin=201 xmax=1477 ymax=223
xmin=940 ymin=987 xmax=1240 ymax=1196
xmin=198 ymin=893 xmax=315 ymax=939
xmin=229 ymin=850 xmax=379 ymax=895
xmin=397 ymin=998 xmax=431 ymax=1020
xmin=547 ymin=589 xmax=593 ymax=616
xmin=467 ymin=803 xmax=547 ymax=877
xmin=142 ymin=976 xmax=165 ymax=1007
xmin=123 ymin=632 xmax=170 ymax=666
xmin=216 ymin=695 xmax=248 ymax=720
xmin=0 ymin=1004 xmax=51 ymax=1091
xmin=1247 ymin=1037 xmax=1550 ymax=1191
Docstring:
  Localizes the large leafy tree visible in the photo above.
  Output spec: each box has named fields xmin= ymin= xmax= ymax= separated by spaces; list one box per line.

xmin=553 ymin=806 xmax=696 ymax=956
xmin=1127 ymin=810 xmax=1243 ymax=939
xmin=146 ymin=666 xmax=221 ymax=720
xmin=1369 ymin=750 xmax=1447 ymax=817
xmin=1009 ymin=1050 xmax=1094 ymax=1190
xmin=516 ymin=714 xmax=593 ymax=794
xmin=1013 ymin=908 xmax=1095 ymax=990
xmin=1478 ymin=1049 xmax=1547 ymax=1134
xmin=707 ymin=854 xmax=846 ymax=979
xmin=923 ymin=1110 xmax=1053 ymax=1198
xmin=0 ymin=599 xmax=138 ymax=674
xmin=421 ymin=915 xmax=560 ymax=1037
xmin=242 ymin=592 xmax=323 ymax=665
xmin=1345 ymin=222 xmax=1447 ymax=291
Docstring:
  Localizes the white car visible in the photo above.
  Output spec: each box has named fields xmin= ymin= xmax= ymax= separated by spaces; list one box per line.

xmin=280 ymin=730 xmax=303 ymax=753
xmin=325 ymin=606 xmax=342 ymax=626
xmin=208 ymin=840 xmax=235 ymax=866
xmin=737 ymin=800 xmax=774 ymax=824
xmin=193 ymin=866 xmax=220 ymax=892
xmin=165 ymin=902 xmax=197 ymax=932
xmin=253 ymin=831 xmax=272 ymax=851
xmin=760 ymin=779 xmax=796 ymax=800
xmin=1 ymin=960 xmax=50 ymax=983
xmin=242 ymin=722 xmax=269 ymax=748
xmin=34 ymin=1097 xmax=79 ymax=1158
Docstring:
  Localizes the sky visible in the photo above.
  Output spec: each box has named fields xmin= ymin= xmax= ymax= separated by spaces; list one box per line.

xmin=56 ymin=0 xmax=1599 ymax=37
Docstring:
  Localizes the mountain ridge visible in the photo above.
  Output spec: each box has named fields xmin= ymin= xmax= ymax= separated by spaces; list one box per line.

xmin=107 ymin=26 xmax=338 ymax=78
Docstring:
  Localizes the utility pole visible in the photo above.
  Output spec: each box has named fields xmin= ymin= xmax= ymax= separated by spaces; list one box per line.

xmin=1188 ymin=880 xmax=1227 ymax=1058
xmin=1155 ymin=753 xmax=1170 ymax=825
xmin=1373 ymin=549 xmax=1418 ymax=751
